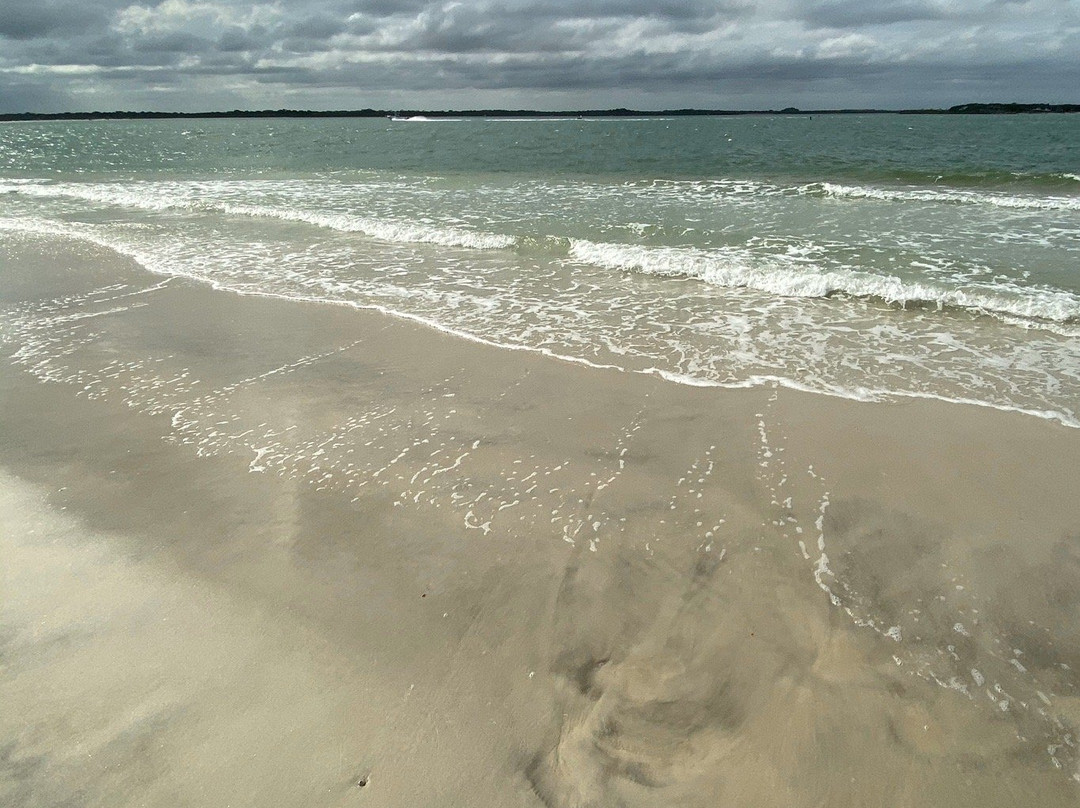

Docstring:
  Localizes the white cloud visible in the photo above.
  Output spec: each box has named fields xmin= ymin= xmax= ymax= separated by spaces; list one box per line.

xmin=815 ymin=32 xmax=878 ymax=59
xmin=114 ymin=0 xmax=281 ymax=35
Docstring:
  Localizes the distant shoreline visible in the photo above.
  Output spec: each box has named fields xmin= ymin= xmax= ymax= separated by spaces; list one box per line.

xmin=2 ymin=103 xmax=1079 ymax=122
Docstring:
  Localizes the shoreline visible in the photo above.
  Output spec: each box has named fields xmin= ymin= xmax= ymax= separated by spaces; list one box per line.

xmin=3 ymin=234 xmax=1080 ymax=806
xmin=3 ymin=218 xmax=1075 ymax=430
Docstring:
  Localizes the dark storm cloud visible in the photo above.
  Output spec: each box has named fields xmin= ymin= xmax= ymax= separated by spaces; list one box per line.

xmin=346 ymin=0 xmax=432 ymax=18
xmin=285 ymin=13 xmax=346 ymax=39
xmin=0 ymin=0 xmax=1077 ymax=112
xmin=799 ymin=0 xmax=952 ymax=28
xmin=216 ymin=26 xmax=261 ymax=52
xmin=132 ymin=31 xmax=209 ymax=53
xmin=0 ymin=1 xmax=112 ymax=40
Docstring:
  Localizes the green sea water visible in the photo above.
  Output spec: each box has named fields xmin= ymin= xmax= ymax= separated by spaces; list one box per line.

xmin=1 ymin=114 xmax=1077 ymax=186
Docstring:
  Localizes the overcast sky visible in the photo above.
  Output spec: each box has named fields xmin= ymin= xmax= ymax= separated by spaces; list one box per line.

xmin=0 ymin=0 xmax=1077 ymax=112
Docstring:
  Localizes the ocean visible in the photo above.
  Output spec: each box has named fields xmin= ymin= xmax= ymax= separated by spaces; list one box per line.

xmin=1 ymin=113 xmax=1078 ymax=426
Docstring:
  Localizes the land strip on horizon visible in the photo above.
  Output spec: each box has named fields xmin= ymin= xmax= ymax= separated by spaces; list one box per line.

xmin=2 ymin=102 xmax=1079 ymax=122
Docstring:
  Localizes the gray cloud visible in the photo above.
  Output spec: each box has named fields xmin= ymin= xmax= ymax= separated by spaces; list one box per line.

xmin=286 ymin=13 xmax=346 ymax=39
xmin=0 ymin=1 xmax=112 ymax=40
xmin=132 ymin=31 xmax=209 ymax=53
xmin=216 ymin=26 xmax=261 ymax=52
xmin=0 ymin=0 xmax=1077 ymax=112
xmin=799 ymin=0 xmax=953 ymax=28
xmin=345 ymin=0 xmax=432 ymax=18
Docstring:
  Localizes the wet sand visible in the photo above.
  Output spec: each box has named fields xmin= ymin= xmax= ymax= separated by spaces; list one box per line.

xmin=3 ymin=233 xmax=1080 ymax=807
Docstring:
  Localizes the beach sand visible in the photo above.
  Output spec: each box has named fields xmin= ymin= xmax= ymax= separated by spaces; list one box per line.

xmin=3 ymin=233 xmax=1080 ymax=807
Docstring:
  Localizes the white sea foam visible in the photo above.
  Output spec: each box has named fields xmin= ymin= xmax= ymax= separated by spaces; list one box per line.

xmin=0 ymin=181 xmax=516 ymax=251
xmin=221 ymin=203 xmax=516 ymax=250
xmin=814 ymin=182 xmax=1080 ymax=212
xmin=568 ymin=239 xmax=1080 ymax=325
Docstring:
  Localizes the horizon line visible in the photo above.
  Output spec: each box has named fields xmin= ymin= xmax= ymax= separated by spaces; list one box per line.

xmin=3 ymin=102 xmax=1080 ymax=121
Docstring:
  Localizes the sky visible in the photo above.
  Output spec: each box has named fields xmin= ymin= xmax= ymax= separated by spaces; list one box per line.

xmin=0 ymin=0 xmax=1077 ymax=112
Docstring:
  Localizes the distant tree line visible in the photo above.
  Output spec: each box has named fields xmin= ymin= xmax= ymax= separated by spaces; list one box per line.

xmin=1 ymin=103 xmax=1077 ymax=122
xmin=945 ymin=103 xmax=1080 ymax=114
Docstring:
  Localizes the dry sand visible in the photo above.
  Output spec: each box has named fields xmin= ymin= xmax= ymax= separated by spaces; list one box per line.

xmin=2 ymin=233 xmax=1080 ymax=807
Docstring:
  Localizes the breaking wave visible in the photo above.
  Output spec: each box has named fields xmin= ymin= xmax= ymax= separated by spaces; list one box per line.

xmin=568 ymin=240 xmax=1080 ymax=326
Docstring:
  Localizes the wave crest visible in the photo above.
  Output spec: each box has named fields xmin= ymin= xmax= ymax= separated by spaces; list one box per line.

xmin=0 ymin=181 xmax=516 ymax=251
xmin=810 ymin=182 xmax=1080 ymax=212
xmin=568 ymin=239 xmax=1080 ymax=325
